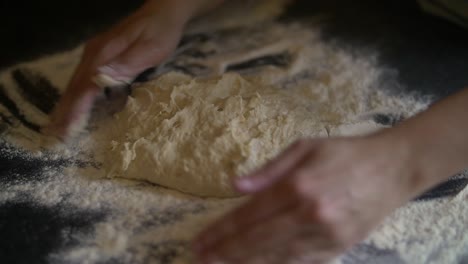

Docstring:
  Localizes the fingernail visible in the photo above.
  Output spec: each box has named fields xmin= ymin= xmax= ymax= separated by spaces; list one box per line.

xmin=98 ymin=65 xmax=120 ymax=77
xmin=98 ymin=64 xmax=131 ymax=80
xmin=92 ymin=73 xmax=130 ymax=89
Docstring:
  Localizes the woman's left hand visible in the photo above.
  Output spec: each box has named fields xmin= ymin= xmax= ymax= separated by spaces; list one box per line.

xmin=193 ymin=133 xmax=420 ymax=264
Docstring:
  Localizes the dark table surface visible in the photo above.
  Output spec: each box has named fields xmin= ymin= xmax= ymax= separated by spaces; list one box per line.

xmin=1 ymin=0 xmax=467 ymax=263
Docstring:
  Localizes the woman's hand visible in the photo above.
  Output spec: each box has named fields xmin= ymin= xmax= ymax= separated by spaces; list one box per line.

xmin=192 ymin=86 xmax=468 ymax=264
xmin=193 ymin=133 xmax=420 ymax=264
xmin=45 ymin=0 xmax=224 ymax=139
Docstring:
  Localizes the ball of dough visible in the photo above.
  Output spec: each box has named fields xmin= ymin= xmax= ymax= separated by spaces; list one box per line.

xmin=98 ymin=73 xmax=327 ymax=197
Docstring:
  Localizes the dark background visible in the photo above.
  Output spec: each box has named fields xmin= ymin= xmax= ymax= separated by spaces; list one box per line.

xmin=1 ymin=0 xmax=467 ymax=97
xmin=0 ymin=0 xmax=142 ymax=69
xmin=0 ymin=0 xmax=467 ymax=263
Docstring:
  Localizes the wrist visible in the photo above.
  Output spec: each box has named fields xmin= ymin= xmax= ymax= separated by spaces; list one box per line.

xmin=388 ymin=88 xmax=468 ymax=196
xmin=371 ymin=129 xmax=425 ymax=200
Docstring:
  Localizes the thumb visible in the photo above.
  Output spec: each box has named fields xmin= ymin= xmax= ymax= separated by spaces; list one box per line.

xmin=234 ymin=139 xmax=318 ymax=194
xmin=98 ymin=40 xmax=173 ymax=82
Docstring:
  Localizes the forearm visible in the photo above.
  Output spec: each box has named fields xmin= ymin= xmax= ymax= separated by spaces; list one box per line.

xmin=388 ymin=88 xmax=468 ymax=195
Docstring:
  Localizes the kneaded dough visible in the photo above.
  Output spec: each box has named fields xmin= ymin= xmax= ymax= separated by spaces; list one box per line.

xmin=97 ymin=73 xmax=329 ymax=197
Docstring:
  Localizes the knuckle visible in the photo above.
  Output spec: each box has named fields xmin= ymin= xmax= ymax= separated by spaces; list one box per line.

xmin=285 ymin=175 xmax=306 ymax=197
xmin=286 ymin=172 xmax=315 ymax=201
xmin=298 ymin=199 xmax=323 ymax=223
xmin=294 ymin=192 xmax=332 ymax=224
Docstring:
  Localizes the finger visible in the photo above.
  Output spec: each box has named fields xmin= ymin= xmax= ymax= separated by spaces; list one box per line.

xmin=73 ymin=12 xmax=148 ymax=85
xmin=44 ymin=81 xmax=100 ymax=139
xmin=201 ymin=205 xmax=342 ymax=264
xmin=235 ymin=139 xmax=319 ymax=193
xmin=45 ymin=65 xmax=100 ymax=139
xmin=45 ymin=23 xmax=144 ymax=138
xmin=85 ymin=6 xmax=149 ymax=67
xmin=100 ymin=37 xmax=174 ymax=80
xmin=88 ymin=31 xmax=146 ymax=81
xmin=193 ymin=178 xmax=302 ymax=255
xmin=196 ymin=207 xmax=300 ymax=264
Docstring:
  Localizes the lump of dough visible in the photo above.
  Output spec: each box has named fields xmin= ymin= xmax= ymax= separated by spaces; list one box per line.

xmin=97 ymin=73 xmax=328 ymax=197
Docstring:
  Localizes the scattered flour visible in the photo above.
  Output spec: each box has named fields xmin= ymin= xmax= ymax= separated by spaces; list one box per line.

xmin=367 ymin=184 xmax=468 ymax=264
xmin=0 ymin=6 xmax=465 ymax=264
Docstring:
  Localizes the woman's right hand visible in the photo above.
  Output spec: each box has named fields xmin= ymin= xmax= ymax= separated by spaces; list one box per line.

xmin=44 ymin=0 xmax=223 ymax=139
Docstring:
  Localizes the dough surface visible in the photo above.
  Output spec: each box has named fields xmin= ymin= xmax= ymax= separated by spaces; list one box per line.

xmin=97 ymin=73 xmax=329 ymax=197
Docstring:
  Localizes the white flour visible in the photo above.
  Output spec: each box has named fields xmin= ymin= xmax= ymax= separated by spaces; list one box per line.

xmin=0 ymin=6 xmax=466 ymax=264
xmin=368 ymin=184 xmax=468 ymax=264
